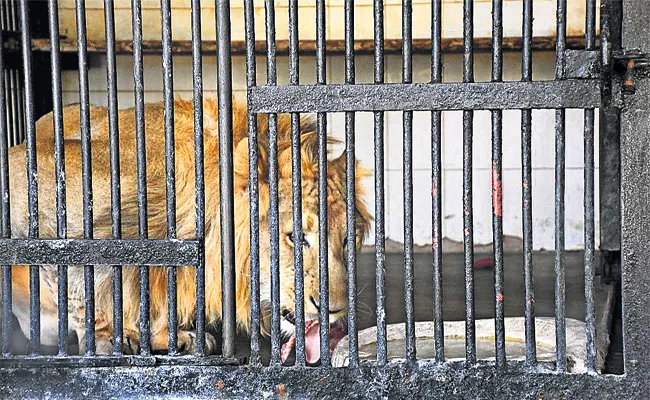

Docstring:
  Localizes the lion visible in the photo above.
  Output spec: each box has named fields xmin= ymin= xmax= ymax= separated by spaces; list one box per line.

xmin=2 ymin=96 xmax=372 ymax=364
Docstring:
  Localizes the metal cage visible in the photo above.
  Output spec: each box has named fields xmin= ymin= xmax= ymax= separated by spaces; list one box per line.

xmin=0 ymin=0 xmax=648 ymax=398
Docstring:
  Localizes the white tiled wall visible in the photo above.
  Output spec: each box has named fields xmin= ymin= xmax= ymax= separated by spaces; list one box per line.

xmin=56 ymin=0 xmax=599 ymax=43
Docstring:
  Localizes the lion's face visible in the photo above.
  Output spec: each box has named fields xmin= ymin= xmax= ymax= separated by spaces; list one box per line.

xmin=258 ymin=169 xmax=369 ymax=363
xmin=242 ymin=125 xmax=371 ymax=364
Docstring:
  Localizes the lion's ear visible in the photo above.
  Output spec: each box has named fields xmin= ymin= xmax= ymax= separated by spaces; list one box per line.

xmin=299 ymin=130 xmax=344 ymax=166
xmin=276 ymin=130 xmax=319 ymax=178
xmin=330 ymin=151 xmax=372 ymax=180
xmin=299 ymin=130 xmax=320 ymax=165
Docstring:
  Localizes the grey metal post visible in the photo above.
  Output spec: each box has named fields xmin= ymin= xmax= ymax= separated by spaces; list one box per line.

xmin=620 ymin=0 xmax=650 ymax=375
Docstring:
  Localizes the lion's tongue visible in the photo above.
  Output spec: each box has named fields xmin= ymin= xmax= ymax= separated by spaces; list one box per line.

xmin=305 ymin=320 xmax=321 ymax=364
xmin=280 ymin=319 xmax=346 ymax=364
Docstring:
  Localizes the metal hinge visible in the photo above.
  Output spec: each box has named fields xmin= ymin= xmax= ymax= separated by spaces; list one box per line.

xmin=612 ymin=49 xmax=649 ymax=94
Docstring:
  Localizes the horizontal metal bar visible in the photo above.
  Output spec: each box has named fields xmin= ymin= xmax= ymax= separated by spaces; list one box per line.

xmin=249 ymin=80 xmax=601 ymax=113
xmin=0 ymin=362 xmax=634 ymax=399
xmin=0 ymin=239 xmax=199 ymax=266
xmin=0 ymin=355 xmax=243 ymax=369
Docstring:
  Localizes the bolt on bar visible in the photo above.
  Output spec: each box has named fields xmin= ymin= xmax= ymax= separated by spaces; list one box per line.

xmin=75 ymin=0 xmax=95 ymax=356
xmin=160 ymin=0 xmax=178 ymax=356
xmin=191 ymin=0 xmax=206 ymax=357
xmin=344 ymin=0 xmax=358 ymax=368
xmin=132 ymin=0 xmax=151 ymax=357
xmin=463 ymin=0 xmax=476 ymax=365
xmin=216 ymin=0 xmax=236 ymax=359
xmin=264 ymin=0 xmax=281 ymax=366
xmin=491 ymin=0 xmax=505 ymax=369
xmin=402 ymin=0 xmax=416 ymax=364
xmin=48 ymin=0 xmax=68 ymax=357
xmin=431 ymin=0 xmax=444 ymax=364
xmin=555 ymin=0 xmax=567 ymax=374
xmin=374 ymin=0 xmax=387 ymax=367
xmin=521 ymin=0 xmax=536 ymax=366
xmin=584 ymin=0 xmax=597 ymax=374
xmin=0 ymin=22 xmax=10 ymax=357
xmin=19 ymin=0 xmax=41 ymax=356
xmin=316 ymin=0 xmax=330 ymax=368
xmin=103 ymin=0 xmax=123 ymax=356
xmin=288 ymin=0 xmax=306 ymax=367
xmin=244 ymin=0 xmax=261 ymax=366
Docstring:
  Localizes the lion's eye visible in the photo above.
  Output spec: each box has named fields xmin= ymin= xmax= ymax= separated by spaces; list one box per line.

xmin=287 ymin=232 xmax=310 ymax=247
xmin=343 ymin=235 xmax=357 ymax=249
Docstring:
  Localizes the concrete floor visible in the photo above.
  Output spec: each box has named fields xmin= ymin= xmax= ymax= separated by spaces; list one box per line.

xmin=5 ymin=250 xmax=619 ymax=371
xmin=245 ymin=250 xmax=618 ymax=367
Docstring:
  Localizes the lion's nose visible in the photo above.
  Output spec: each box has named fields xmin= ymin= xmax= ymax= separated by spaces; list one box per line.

xmin=309 ymin=296 xmax=346 ymax=314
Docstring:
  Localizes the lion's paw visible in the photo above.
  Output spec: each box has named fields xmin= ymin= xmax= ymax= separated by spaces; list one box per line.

xmin=177 ymin=330 xmax=218 ymax=355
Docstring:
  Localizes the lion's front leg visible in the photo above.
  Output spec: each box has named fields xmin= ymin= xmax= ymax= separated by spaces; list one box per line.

xmin=71 ymin=299 xmax=142 ymax=356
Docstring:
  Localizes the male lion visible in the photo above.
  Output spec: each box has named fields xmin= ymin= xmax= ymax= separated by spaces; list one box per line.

xmin=3 ymin=97 xmax=372 ymax=364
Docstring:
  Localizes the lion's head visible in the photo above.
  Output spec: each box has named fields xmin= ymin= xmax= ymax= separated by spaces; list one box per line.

xmin=233 ymin=112 xmax=372 ymax=364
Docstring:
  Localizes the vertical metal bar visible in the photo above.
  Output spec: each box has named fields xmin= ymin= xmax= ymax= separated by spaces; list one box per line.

xmin=463 ymin=0 xmax=475 ymax=365
xmin=14 ymin=70 xmax=23 ymax=145
xmin=48 ymin=0 xmax=68 ymax=357
xmin=619 ymin=0 xmax=650 ymax=374
xmin=132 ymin=0 xmax=150 ymax=357
xmin=160 ymin=0 xmax=178 ymax=356
xmin=10 ymin=0 xmax=21 ymax=146
xmin=373 ymin=0 xmax=387 ymax=367
xmin=344 ymin=0 xmax=358 ymax=368
xmin=554 ymin=0 xmax=567 ymax=374
xmin=19 ymin=0 xmax=40 ymax=356
xmin=191 ymin=0 xmax=206 ymax=357
xmin=491 ymin=0 xmax=505 ymax=369
xmin=0 ymin=1 xmax=12 ymax=346
xmin=431 ymin=0 xmax=444 ymax=364
xmin=316 ymin=0 xmax=330 ymax=368
xmin=75 ymin=0 xmax=95 ymax=356
xmin=264 ymin=0 xmax=281 ymax=367
xmin=583 ymin=111 xmax=596 ymax=373
xmin=244 ymin=0 xmax=261 ymax=366
xmin=216 ymin=0 xmax=236 ymax=359
xmin=1 ymin=1 xmax=10 ymax=150
xmin=14 ymin=0 xmax=23 ymax=145
xmin=402 ymin=0 xmax=415 ymax=364
xmin=0 ymin=23 xmax=11 ymax=357
xmin=583 ymin=0 xmax=597 ymax=374
xmin=598 ymin=0 xmax=621 ymax=273
xmin=103 ymin=0 xmax=123 ymax=356
xmin=521 ymin=0 xmax=536 ymax=366
xmin=2 ymin=0 xmax=13 ymax=148
xmin=288 ymin=0 xmax=305 ymax=367
xmin=3 ymin=0 xmax=14 ymax=148
xmin=4 ymin=68 xmax=14 ymax=148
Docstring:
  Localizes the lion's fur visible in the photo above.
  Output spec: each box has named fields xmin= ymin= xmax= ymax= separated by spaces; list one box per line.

xmin=3 ymin=97 xmax=372 ymax=354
